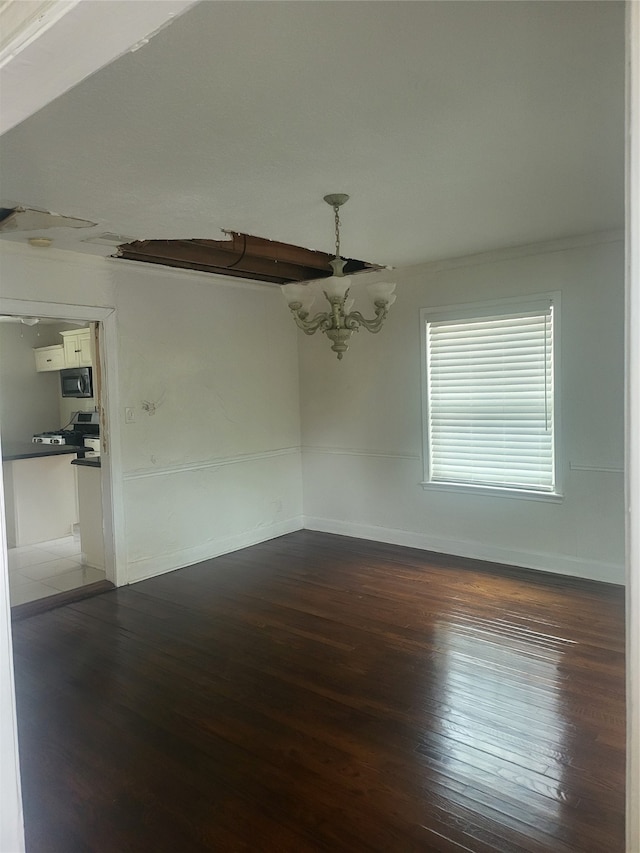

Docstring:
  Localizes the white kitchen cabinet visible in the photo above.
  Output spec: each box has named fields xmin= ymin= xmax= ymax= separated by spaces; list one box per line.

xmin=75 ymin=463 xmax=104 ymax=569
xmin=60 ymin=328 xmax=92 ymax=368
xmin=2 ymin=454 xmax=78 ymax=547
xmin=33 ymin=344 xmax=65 ymax=372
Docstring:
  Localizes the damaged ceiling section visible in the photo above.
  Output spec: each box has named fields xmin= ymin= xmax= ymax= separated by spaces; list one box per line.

xmin=0 ymin=205 xmax=96 ymax=232
xmin=0 ymin=205 xmax=381 ymax=284
xmin=115 ymin=232 xmax=382 ymax=285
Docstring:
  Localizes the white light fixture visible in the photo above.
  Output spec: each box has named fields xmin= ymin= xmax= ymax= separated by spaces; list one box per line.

xmin=0 ymin=315 xmax=39 ymax=325
xmin=281 ymin=194 xmax=396 ymax=359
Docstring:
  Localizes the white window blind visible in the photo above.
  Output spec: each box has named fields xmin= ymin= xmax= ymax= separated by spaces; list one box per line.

xmin=426 ymin=303 xmax=555 ymax=492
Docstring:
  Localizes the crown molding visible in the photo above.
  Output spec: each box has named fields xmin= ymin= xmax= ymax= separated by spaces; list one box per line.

xmin=404 ymin=229 xmax=624 ymax=278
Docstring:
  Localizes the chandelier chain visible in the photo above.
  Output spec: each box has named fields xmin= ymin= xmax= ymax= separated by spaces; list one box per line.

xmin=333 ymin=203 xmax=341 ymax=259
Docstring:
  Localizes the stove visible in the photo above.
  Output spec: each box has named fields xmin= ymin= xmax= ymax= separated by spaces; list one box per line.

xmin=33 ymin=412 xmax=100 ymax=447
xmin=32 ymin=431 xmax=82 ymax=445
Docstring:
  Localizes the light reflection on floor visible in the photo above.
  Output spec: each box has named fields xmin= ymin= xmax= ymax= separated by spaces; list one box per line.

xmin=424 ymin=615 xmax=568 ymax=828
xmin=7 ymin=534 xmax=105 ymax=606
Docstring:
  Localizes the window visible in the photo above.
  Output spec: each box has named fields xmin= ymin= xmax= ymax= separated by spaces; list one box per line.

xmin=421 ymin=295 xmax=559 ymax=497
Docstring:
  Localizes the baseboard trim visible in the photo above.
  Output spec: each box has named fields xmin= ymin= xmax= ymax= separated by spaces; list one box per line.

xmin=127 ymin=516 xmax=304 ymax=583
xmin=126 ymin=513 xmax=624 ymax=586
xmin=303 ymin=516 xmax=625 ymax=585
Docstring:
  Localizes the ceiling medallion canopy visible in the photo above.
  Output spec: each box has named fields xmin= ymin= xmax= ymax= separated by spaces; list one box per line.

xmin=281 ymin=195 xmax=396 ymax=360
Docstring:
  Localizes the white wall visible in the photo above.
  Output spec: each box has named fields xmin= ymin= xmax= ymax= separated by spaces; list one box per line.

xmin=0 ymin=241 xmax=304 ymax=583
xmin=112 ymin=259 xmax=303 ymax=581
xmin=0 ymin=323 xmax=61 ymax=441
xmin=300 ymin=234 xmax=625 ymax=584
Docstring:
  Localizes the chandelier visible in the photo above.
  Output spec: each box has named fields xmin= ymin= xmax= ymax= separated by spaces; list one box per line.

xmin=281 ymin=194 xmax=396 ymax=359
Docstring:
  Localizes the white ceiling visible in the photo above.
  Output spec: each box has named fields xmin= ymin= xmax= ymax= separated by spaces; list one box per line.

xmin=0 ymin=0 xmax=197 ymax=134
xmin=0 ymin=1 xmax=625 ymax=269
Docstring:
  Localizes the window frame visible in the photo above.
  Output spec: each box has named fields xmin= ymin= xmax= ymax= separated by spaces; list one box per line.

xmin=420 ymin=292 xmax=563 ymax=502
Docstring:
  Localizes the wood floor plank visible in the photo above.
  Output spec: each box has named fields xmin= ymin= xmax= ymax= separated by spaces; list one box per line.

xmin=11 ymin=531 xmax=625 ymax=852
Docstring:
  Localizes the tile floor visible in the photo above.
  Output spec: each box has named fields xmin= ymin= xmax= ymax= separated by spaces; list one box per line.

xmin=7 ymin=532 xmax=105 ymax=606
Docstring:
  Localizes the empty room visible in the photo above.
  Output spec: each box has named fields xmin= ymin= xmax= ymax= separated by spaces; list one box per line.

xmin=0 ymin=2 xmax=638 ymax=851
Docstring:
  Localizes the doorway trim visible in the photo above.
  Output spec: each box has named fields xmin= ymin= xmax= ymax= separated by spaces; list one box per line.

xmin=626 ymin=2 xmax=640 ymax=848
xmin=0 ymin=297 xmax=126 ymax=588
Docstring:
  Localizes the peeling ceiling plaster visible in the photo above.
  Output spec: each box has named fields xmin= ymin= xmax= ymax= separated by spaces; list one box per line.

xmin=0 ymin=206 xmax=96 ymax=232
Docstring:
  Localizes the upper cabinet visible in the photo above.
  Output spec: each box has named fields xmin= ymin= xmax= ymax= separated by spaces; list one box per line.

xmin=34 ymin=344 xmax=65 ymax=372
xmin=60 ymin=329 xmax=92 ymax=368
xmin=34 ymin=328 xmax=92 ymax=372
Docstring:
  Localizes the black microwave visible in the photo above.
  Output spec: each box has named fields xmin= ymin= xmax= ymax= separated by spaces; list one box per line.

xmin=60 ymin=367 xmax=93 ymax=398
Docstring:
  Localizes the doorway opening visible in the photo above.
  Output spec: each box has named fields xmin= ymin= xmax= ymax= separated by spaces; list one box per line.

xmin=0 ymin=298 xmax=122 ymax=613
xmin=1 ymin=316 xmax=105 ymax=609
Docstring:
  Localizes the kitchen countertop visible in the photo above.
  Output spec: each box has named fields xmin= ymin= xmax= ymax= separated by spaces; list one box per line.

xmin=1 ymin=442 xmax=87 ymax=462
xmin=71 ymin=456 xmax=101 ymax=468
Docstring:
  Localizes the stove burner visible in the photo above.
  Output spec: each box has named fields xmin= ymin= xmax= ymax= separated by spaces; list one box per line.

xmin=32 ymin=430 xmax=84 ymax=446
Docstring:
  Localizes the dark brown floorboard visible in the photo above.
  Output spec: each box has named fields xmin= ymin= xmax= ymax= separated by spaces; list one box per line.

xmin=10 ymin=531 xmax=625 ymax=852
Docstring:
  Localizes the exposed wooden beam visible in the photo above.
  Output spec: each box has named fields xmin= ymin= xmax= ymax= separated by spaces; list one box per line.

xmin=115 ymin=233 xmax=380 ymax=284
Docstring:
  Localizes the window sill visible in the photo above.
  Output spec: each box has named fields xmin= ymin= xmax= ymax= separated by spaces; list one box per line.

xmin=420 ymin=481 xmax=564 ymax=503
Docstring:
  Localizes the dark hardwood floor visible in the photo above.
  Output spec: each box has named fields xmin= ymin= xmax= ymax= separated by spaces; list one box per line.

xmin=11 ymin=531 xmax=625 ymax=852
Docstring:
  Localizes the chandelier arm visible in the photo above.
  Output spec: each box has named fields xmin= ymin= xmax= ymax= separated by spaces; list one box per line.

xmin=344 ymin=303 xmax=389 ymax=333
xmin=288 ymin=305 xmax=333 ymax=335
